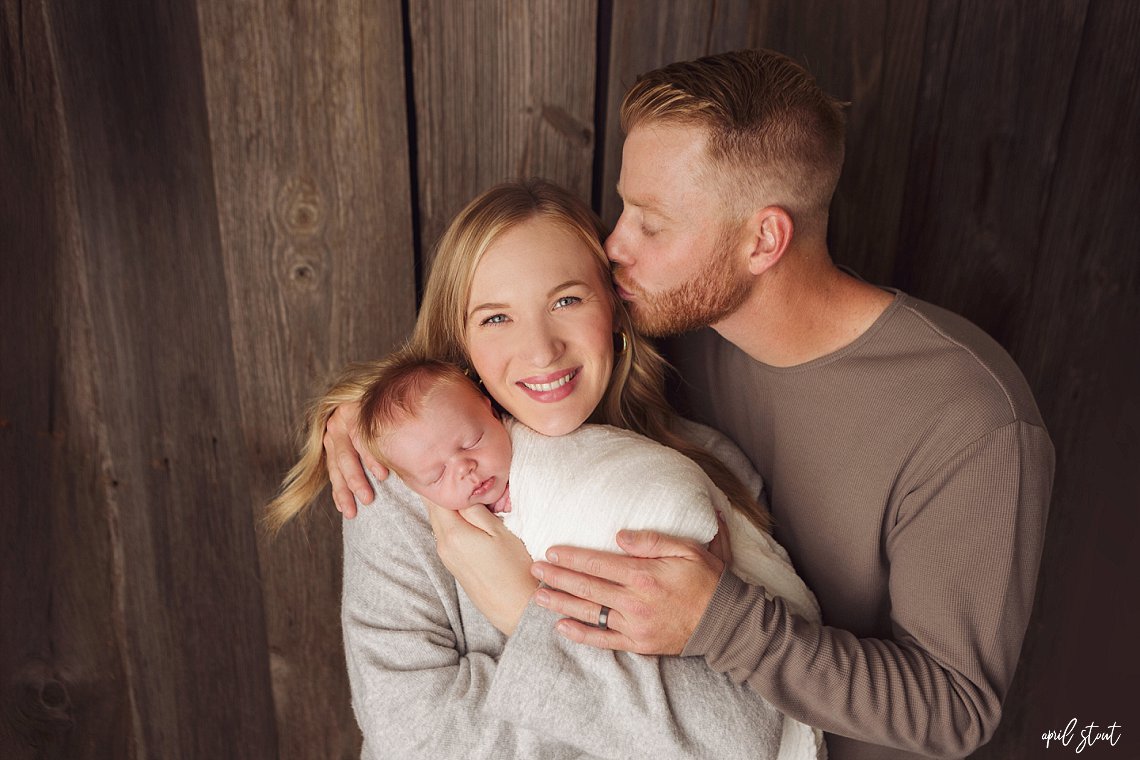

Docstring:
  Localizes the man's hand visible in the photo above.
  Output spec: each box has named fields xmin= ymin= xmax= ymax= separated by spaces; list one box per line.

xmin=323 ymin=401 xmax=388 ymax=517
xmin=531 ymin=516 xmax=730 ymax=655
xmin=427 ymin=501 xmax=538 ymax=636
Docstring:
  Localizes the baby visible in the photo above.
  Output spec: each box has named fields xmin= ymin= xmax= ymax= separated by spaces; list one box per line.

xmin=356 ymin=355 xmax=819 ymax=625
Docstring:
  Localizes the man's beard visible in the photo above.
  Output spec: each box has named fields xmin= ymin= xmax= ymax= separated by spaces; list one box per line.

xmin=619 ymin=227 xmax=752 ymax=337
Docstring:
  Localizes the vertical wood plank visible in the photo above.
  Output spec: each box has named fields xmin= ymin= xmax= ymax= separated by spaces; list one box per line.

xmin=896 ymin=0 xmax=1088 ymax=348
xmin=599 ymin=0 xmax=726 ymax=225
xmin=196 ymin=0 xmax=415 ymax=753
xmin=409 ymin=0 xmax=597 ymax=261
xmin=1 ymin=2 xmax=131 ymax=756
xmin=21 ymin=0 xmax=278 ymax=755
xmin=970 ymin=2 xmax=1140 ymax=757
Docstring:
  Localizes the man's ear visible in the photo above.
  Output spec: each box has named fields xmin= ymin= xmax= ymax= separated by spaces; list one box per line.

xmin=742 ymin=206 xmax=794 ymax=275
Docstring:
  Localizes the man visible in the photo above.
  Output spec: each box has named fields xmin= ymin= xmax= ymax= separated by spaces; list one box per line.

xmin=526 ymin=50 xmax=1054 ymax=759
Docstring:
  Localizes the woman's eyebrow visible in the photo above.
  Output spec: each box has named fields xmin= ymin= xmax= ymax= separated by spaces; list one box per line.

xmin=467 ymin=300 xmax=509 ymax=317
xmin=548 ymin=279 xmax=588 ymax=296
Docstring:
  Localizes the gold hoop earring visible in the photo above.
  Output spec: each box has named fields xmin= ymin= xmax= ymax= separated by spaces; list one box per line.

xmin=614 ymin=330 xmax=629 ymax=356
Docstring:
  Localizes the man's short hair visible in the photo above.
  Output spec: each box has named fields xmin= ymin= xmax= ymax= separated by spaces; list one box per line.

xmin=621 ymin=49 xmax=846 ymax=234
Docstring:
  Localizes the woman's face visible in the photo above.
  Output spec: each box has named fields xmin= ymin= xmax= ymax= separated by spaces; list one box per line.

xmin=465 ymin=217 xmax=615 ymax=436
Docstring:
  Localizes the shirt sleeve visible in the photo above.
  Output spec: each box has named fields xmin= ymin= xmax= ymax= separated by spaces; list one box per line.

xmin=682 ymin=421 xmax=1054 ymax=757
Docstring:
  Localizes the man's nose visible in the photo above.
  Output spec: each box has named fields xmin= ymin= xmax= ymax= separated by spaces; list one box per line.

xmin=604 ymin=215 xmax=630 ymax=266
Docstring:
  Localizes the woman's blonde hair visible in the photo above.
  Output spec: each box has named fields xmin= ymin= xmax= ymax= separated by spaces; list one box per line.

xmin=266 ymin=179 xmax=770 ymax=535
xmin=264 ymin=358 xmax=394 ymax=534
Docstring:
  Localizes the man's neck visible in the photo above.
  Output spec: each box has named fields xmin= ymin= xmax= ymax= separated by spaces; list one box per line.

xmin=712 ymin=244 xmax=895 ymax=368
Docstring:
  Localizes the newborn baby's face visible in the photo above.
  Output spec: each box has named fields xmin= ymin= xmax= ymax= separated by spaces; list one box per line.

xmin=384 ymin=379 xmax=512 ymax=512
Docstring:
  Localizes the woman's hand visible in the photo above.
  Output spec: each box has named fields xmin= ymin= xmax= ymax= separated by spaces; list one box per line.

xmin=531 ymin=513 xmax=731 ymax=654
xmin=426 ymin=501 xmax=538 ymax=636
xmin=323 ymin=401 xmax=388 ymax=517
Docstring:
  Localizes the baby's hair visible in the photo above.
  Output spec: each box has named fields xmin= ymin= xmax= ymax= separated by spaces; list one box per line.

xmin=356 ymin=355 xmax=476 ymax=470
xmin=263 ymin=349 xmax=475 ymax=535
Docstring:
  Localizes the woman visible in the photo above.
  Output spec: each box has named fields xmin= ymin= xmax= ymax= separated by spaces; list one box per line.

xmin=293 ymin=179 xmax=800 ymax=758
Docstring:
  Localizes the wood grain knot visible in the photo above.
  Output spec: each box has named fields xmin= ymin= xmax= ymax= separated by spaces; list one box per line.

xmin=541 ymin=104 xmax=592 ymax=149
xmin=5 ymin=659 xmax=73 ymax=739
xmin=283 ymin=246 xmax=324 ymax=292
xmin=276 ymin=177 xmax=325 ymax=237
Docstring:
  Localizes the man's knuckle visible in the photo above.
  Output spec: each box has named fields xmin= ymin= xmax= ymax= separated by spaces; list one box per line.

xmin=626 ymin=599 xmax=652 ymax=621
xmin=631 ymin=571 xmax=657 ymax=593
xmin=573 ymin=577 xmax=595 ymax=599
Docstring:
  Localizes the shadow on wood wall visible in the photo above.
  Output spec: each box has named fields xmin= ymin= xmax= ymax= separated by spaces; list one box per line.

xmin=2 ymin=1 xmax=1137 ymax=758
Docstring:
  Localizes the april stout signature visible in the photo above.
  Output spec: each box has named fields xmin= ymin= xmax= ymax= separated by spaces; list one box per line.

xmin=1042 ymin=718 xmax=1122 ymax=753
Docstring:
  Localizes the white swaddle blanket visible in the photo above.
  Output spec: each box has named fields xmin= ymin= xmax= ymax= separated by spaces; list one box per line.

xmin=499 ymin=420 xmax=826 ymax=760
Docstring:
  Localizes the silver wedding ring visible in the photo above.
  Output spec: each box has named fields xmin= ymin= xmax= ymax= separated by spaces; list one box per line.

xmin=597 ymin=605 xmax=610 ymax=630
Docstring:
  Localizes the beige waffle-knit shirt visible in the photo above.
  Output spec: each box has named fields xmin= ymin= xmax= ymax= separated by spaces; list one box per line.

xmin=671 ymin=291 xmax=1054 ymax=760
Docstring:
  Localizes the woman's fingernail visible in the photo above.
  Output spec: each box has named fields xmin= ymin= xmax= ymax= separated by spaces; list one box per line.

xmin=535 ymin=590 xmax=550 ymax=606
xmin=546 ymin=550 xmax=559 ymax=563
xmin=531 ymin=564 xmax=544 ymax=580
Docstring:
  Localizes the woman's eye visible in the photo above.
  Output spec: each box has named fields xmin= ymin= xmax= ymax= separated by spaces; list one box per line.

xmin=640 ymin=224 xmax=658 ymax=237
xmin=480 ymin=313 xmax=508 ymax=326
xmin=553 ymin=295 xmax=581 ymax=309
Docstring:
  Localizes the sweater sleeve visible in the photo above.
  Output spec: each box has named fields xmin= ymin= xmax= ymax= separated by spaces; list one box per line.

xmin=343 ymin=476 xmax=785 ymax=759
xmin=682 ymin=421 xmax=1053 ymax=758
xmin=341 ymin=487 xmax=561 ymax=759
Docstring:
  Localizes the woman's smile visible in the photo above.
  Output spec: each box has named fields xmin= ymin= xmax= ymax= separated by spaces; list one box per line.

xmin=517 ymin=367 xmax=580 ymax=399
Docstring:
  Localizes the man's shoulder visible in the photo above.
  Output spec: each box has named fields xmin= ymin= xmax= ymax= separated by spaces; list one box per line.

xmin=890 ymin=294 xmax=1045 ymax=427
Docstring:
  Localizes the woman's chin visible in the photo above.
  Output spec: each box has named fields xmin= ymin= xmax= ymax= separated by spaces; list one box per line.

xmin=518 ymin=412 xmax=589 ymax=437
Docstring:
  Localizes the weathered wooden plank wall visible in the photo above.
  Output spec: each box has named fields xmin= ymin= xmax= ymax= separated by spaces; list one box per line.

xmin=194 ymin=0 xmax=416 ymax=756
xmin=2 ymin=0 xmax=1137 ymax=757
xmin=409 ymin=0 xmax=597 ymax=265
xmin=3 ymin=0 xmax=279 ymax=757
